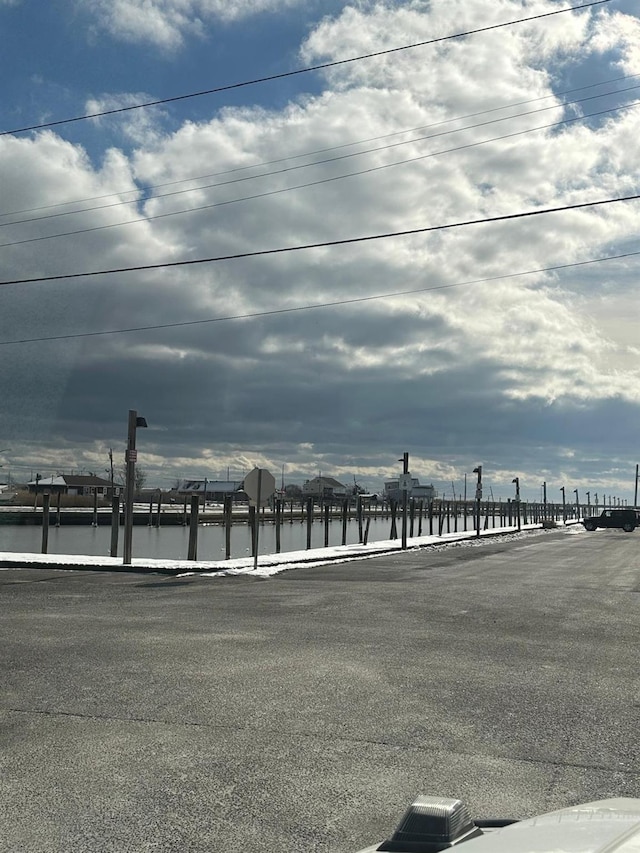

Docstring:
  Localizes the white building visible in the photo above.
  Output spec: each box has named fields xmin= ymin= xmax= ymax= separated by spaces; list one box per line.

xmin=384 ymin=478 xmax=435 ymax=502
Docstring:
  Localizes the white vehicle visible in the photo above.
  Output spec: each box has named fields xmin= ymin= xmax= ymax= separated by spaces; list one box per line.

xmin=357 ymin=795 xmax=640 ymax=853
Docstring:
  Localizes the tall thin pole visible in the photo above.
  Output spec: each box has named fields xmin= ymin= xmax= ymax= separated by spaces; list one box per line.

xmin=400 ymin=452 xmax=409 ymax=550
xmin=635 ymin=464 xmax=639 ymax=507
xmin=473 ymin=466 xmax=482 ymax=537
xmin=123 ymin=409 xmax=138 ymax=566
xmin=253 ymin=468 xmax=262 ymax=571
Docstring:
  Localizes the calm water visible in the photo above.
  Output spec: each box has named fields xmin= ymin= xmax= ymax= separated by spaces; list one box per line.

xmin=0 ymin=513 xmax=481 ymax=560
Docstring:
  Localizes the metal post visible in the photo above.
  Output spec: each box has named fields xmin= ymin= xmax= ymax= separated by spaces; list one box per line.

xmin=123 ymin=409 xmax=138 ymax=565
xmin=253 ymin=468 xmax=262 ymax=571
xmin=635 ymin=464 xmax=639 ymax=508
xmin=512 ymin=477 xmax=520 ymax=531
xmin=473 ymin=465 xmax=482 ymax=537
xmin=400 ymin=451 xmax=409 ymax=550
xmin=123 ymin=409 xmax=147 ymax=566
xmin=33 ymin=473 xmax=41 ymax=509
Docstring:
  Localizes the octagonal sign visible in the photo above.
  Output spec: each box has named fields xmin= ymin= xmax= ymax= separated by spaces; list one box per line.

xmin=243 ymin=467 xmax=276 ymax=508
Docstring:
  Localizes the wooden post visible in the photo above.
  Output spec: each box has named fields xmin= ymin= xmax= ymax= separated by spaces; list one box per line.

xmin=41 ymin=493 xmax=50 ymax=554
xmin=357 ymin=495 xmax=364 ymax=543
xmin=56 ymin=490 xmax=62 ymax=527
xmin=342 ymin=499 xmax=348 ymax=545
xmin=110 ymin=495 xmax=120 ymax=557
xmin=182 ymin=495 xmax=188 ymax=526
xmin=390 ymin=499 xmax=397 ymax=540
xmin=275 ymin=499 xmax=281 ymax=554
xmin=148 ymin=494 xmax=154 ymax=526
xmin=187 ymin=494 xmax=199 ymax=561
xmin=224 ymin=495 xmax=232 ymax=560
xmin=429 ymin=500 xmax=434 ymax=535
xmin=155 ymin=491 xmax=161 ymax=527
xmin=324 ymin=504 xmax=330 ymax=547
xmin=409 ymin=498 xmax=415 ymax=538
xmin=363 ymin=517 xmax=371 ymax=545
xmin=306 ymin=497 xmax=313 ymax=549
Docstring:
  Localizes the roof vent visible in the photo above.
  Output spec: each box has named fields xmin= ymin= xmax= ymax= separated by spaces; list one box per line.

xmin=379 ymin=796 xmax=483 ymax=852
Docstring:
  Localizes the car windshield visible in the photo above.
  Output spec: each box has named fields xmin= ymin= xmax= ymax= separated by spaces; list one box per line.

xmin=2 ymin=1 xmax=640 ymax=851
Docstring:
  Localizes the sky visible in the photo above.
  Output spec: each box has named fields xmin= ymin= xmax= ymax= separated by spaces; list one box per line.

xmin=1 ymin=0 xmax=640 ymax=502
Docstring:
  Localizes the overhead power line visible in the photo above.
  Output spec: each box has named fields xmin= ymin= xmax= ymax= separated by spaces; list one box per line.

xmin=0 ymin=0 xmax=612 ymax=138
xmin=1 ymin=247 xmax=638 ymax=347
xmin=1 ymin=192 xmax=638 ymax=288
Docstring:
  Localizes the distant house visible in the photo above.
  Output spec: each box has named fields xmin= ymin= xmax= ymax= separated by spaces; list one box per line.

xmin=384 ymin=478 xmax=435 ymax=502
xmin=28 ymin=474 xmax=118 ymax=497
xmin=302 ymin=476 xmax=347 ymax=500
xmin=176 ymin=479 xmax=245 ymax=502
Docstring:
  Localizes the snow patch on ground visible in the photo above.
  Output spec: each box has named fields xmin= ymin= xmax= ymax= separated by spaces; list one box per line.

xmin=0 ymin=522 xmax=579 ymax=577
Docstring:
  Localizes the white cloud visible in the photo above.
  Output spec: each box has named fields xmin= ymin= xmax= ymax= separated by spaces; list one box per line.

xmin=85 ymin=0 xmax=308 ymax=48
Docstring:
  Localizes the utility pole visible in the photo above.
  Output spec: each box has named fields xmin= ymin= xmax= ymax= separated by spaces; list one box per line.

xmin=473 ymin=465 xmax=482 ymax=537
xmin=399 ymin=452 xmax=409 ymax=550
xmin=512 ymin=477 xmax=521 ymax=531
xmin=123 ymin=409 xmax=147 ymax=566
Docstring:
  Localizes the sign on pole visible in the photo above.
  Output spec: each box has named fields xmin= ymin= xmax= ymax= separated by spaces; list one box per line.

xmin=243 ymin=467 xmax=276 ymax=508
xmin=243 ymin=468 xmax=276 ymax=571
xmin=398 ymin=473 xmax=412 ymax=493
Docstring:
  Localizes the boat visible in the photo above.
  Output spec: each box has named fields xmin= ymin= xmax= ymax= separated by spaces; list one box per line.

xmin=0 ymin=485 xmax=17 ymax=504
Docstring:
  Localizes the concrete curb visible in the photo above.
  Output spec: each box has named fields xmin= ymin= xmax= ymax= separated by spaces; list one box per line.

xmin=0 ymin=523 xmax=572 ymax=575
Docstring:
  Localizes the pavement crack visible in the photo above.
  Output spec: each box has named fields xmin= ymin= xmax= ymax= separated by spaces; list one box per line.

xmin=4 ymin=708 xmax=639 ymax=779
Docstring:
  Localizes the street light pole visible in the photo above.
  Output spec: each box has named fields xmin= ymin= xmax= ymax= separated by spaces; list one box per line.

xmin=473 ymin=465 xmax=482 ymax=537
xmin=123 ymin=409 xmax=147 ymax=566
xmin=512 ymin=477 xmax=520 ymax=532
xmin=399 ymin=452 xmax=409 ymax=550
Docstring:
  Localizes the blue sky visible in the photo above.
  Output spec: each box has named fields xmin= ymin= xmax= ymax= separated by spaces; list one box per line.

xmin=1 ymin=0 xmax=640 ymax=501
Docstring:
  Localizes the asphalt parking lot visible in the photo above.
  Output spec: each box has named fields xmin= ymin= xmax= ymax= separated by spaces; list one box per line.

xmin=1 ymin=525 xmax=639 ymax=852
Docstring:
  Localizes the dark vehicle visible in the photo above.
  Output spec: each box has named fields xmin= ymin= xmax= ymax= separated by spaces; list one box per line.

xmin=582 ymin=508 xmax=640 ymax=532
